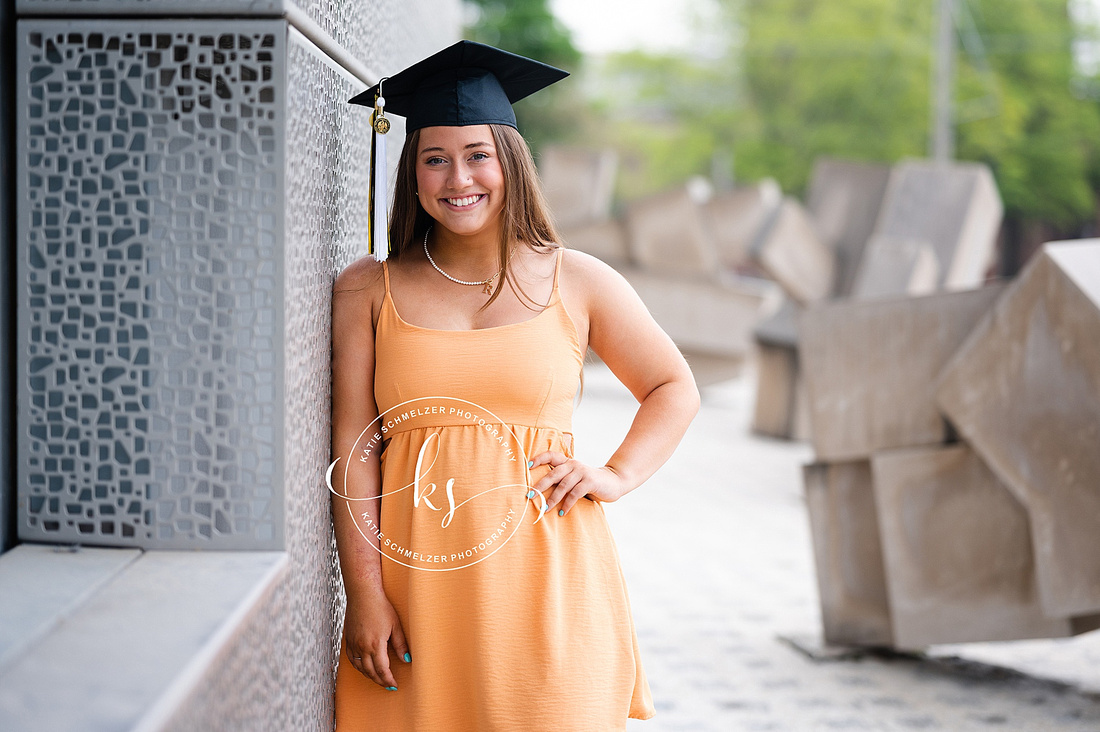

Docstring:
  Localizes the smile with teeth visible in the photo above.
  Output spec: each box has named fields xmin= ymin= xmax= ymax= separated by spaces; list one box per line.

xmin=445 ymin=194 xmax=485 ymax=208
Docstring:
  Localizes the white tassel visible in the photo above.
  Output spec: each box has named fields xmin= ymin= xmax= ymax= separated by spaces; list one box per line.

xmin=372 ymin=127 xmax=388 ymax=262
xmin=370 ymin=92 xmax=391 ymax=262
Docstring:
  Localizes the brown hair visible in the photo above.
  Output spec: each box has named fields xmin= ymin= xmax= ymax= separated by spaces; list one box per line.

xmin=389 ymin=123 xmax=562 ymax=309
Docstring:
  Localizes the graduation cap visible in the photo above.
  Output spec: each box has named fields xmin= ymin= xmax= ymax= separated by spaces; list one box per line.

xmin=349 ymin=40 xmax=569 ymax=131
xmin=348 ymin=41 xmax=569 ymax=261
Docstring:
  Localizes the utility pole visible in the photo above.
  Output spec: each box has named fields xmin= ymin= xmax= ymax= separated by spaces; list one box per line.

xmin=931 ymin=0 xmax=955 ymax=161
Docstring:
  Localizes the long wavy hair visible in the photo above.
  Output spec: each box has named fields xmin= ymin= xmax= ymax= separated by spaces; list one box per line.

xmin=388 ymin=123 xmax=562 ymax=309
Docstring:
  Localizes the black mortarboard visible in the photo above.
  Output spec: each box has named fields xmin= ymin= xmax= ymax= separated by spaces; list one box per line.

xmin=348 ymin=40 xmax=569 ymax=132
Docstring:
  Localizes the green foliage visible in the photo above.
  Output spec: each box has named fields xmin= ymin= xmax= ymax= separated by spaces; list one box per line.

xmin=462 ymin=0 xmax=583 ymax=152
xmin=732 ymin=0 xmax=1100 ymax=226
xmin=733 ymin=0 xmax=931 ymax=194
xmin=592 ymin=0 xmax=1100 ymax=226
xmin=951 ymin=0 xmax=1100 ymax=225
xmin=585 ymin=51 xmax=740 ymax=199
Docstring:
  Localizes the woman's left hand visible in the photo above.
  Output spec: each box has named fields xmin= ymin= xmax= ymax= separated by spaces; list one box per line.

xmin=528 ymin=452 xmax=627 ymax=516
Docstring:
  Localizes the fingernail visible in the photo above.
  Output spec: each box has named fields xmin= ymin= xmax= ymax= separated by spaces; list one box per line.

xmin=542 ymin=504 xmax=550 ymax=513
xmin=526 ymin=490 xmax=535 ymax=499
xmin=404 ymin=652 xmax=412 ymax=662
xmin=386 ymin=686 xmax=398 ymax=691
xmin=528 ymin=460 xmax=534 ymax=468
xmin=558 ymin=509 xmax=565 ymax=516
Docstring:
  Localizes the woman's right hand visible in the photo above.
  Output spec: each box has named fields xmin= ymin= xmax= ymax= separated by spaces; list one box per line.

xmin=344 ymin=589 xmax=412 ymax=690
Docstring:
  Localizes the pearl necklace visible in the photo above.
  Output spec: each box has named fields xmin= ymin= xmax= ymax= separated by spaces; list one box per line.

xmin=422 ymin=226 xmax=504 ymax=295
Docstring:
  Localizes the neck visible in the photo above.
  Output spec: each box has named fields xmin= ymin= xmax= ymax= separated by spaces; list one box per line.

xmin=426 ymin=225 xmax=506 ymax=277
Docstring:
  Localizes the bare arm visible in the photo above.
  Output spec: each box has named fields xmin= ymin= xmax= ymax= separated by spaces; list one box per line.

xmin=533 ymin=251 xmax=700 ymax=513
xmin=330 ymin=260 xmax=410 ymax=689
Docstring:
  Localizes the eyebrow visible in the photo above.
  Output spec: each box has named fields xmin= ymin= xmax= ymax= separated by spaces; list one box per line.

xmin=419 ymin=142 xmax=493 ymax=154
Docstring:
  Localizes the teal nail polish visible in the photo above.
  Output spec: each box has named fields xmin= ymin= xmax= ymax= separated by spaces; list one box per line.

xmin=526 ymin=490 xmax=534 ymax=499
xmin=528 ymin=460 xmax=534 ymax=468
xmin=386 ymin=686 xmax=397 ymax=691
xmin=558 ymin=509 xmax=565 ymax=517
xmin=403 ymin=652 xmax=412 ymax=663
xmin=542 ymin=504 xmax=550 ymax=513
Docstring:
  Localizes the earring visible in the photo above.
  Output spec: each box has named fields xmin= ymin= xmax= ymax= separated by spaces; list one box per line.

xmin=415 ymin=191 xmax=419 ymax=197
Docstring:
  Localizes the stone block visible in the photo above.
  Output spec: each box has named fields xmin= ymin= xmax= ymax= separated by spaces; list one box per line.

xmin=935 ymin=240 xmax=1100 ymax=616
xmin=562 ymin=219 xmax=629 ymax=265
xmin=800 ymin=285 xmax=1004 ymax=461
xmin=624 ymin=188 xmax=720 ymax=278
xmin=623 ymin=269 xmax=774 ymax=357
xmin=804 ymin=461 xmax=893 ymax=647
xmin=538 ymin=145 xmax=618 ymax=229
xmin=805 ymin=158 xmax=893 ymax=297
xmin=753 ymin=295 xmax=800 ymax=348
xmin=701 ymin=179 xmax=781 ymax=270
xmin=752 ymin=343 xmax=798 ymax=438
xmin=850 ymin=234 xmax=940 ymax=300
xmin=752 ymin=299 xmax=812 ymax=440
xmin=873 ymin=160 xmax=1003 ymax=290
xmin=872 ymin=445 xmax=1090 ymax=649
xmin=750 ymin=197 xmax=835 ymax=303
xmin=792 ymin=371 xmax=813 ymax=441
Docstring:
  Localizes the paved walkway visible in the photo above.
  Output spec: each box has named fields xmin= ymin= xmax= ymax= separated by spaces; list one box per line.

xmin=572 ymin=360 xmax=1100 ymax=731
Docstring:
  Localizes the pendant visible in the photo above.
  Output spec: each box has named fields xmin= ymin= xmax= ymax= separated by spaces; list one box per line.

xmin=482 ymin=280 xmax=493 ymax=295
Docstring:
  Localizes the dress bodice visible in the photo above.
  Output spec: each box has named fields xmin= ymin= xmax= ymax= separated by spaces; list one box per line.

xmin=373 ymin=248 xmax=584 ymax=437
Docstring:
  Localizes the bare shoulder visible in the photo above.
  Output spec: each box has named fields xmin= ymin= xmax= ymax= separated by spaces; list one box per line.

xmin=334 ymin=254 xmax=385 ymax=295
xmin=333 ymin=255 xmax=387 ymax=334
xmin=559 ymin=248 xmax=627 ymax=290
xmin=559 ymin=248 xmax=636 ymax=307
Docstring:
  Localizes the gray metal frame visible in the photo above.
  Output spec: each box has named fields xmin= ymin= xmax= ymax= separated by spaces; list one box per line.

xmin=1 ymin=0 xmax=15 ymax=553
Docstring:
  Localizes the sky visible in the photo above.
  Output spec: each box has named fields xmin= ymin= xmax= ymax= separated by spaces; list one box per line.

xmin=552 ymin=0 xmax=1100 ymax=69
xmin=549 ymin=0 xmax=712 ymax=55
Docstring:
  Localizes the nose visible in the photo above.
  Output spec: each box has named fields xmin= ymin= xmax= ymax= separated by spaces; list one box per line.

xmin=447 ymin=160 xmax=472 ymax=189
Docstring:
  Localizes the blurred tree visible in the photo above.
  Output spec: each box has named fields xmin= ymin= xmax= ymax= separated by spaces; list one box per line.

xmin=953 ymin=0 xmax=1100 ymax=229
xmin=462 ymin=0 xmax=584 ymax=152
xmin=585 ymin=50 xmax=741 ymax=200
xmin=731 ymin=0 xmax=1100 ymax=236
xmin=732 ymin=0 xmax=931 ymax=192
xmin=592 ymin=0 xmax=1100 ymax=253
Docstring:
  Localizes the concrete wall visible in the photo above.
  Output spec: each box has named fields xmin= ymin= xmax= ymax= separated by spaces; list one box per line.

xmin=2 ymin=2 xmax=459 ymax=729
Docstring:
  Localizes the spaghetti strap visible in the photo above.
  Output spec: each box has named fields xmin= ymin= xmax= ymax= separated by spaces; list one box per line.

xmin=552 ymin=247 xmax=565 ymax=293
xmin=382 ymin=259 xmax=391 ymax=294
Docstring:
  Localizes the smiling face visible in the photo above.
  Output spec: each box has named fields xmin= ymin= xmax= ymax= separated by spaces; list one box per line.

xmin=415 ymin=124 xmax=506 ymax=241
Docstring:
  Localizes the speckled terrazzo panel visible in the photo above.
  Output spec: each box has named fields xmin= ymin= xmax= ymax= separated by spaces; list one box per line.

xmin=281 ymin=29 xmax=370 ymax=724
xmin=294 ymin=0 xmax=464 ymax=73
xmin=15 ymin=0 xmax=465 ymax=76
xmin=16 ymin=21 xmax=287 ymax=549
xmin=159 ymin=565 xmax=294 ymax=731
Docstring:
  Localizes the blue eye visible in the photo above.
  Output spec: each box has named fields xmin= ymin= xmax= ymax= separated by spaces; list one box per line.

xmin=425 ymin=156 xmax=446 ymax=166
xmin=470 ymin=151 xmax=489 ymax=161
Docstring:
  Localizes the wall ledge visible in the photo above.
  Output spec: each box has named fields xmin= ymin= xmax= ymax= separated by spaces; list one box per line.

xmin=0 ymin=544 xmax=288 ymax=731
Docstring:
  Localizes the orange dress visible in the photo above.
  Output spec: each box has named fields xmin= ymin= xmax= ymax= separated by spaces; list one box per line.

xmin=333 ymin=248 xmax=656 ymax=730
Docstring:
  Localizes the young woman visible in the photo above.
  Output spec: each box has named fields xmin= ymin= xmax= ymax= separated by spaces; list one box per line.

xmin=331 ymin=41 xmax=699 ymax=730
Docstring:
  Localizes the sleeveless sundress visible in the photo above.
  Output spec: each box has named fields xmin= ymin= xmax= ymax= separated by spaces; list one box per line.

xmin=333 ymin=248 xmax=656 ymax=731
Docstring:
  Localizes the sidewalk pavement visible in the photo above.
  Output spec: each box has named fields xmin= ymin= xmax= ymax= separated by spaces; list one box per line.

xmin=573 ymin=358 xmax=1100 ymax=731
